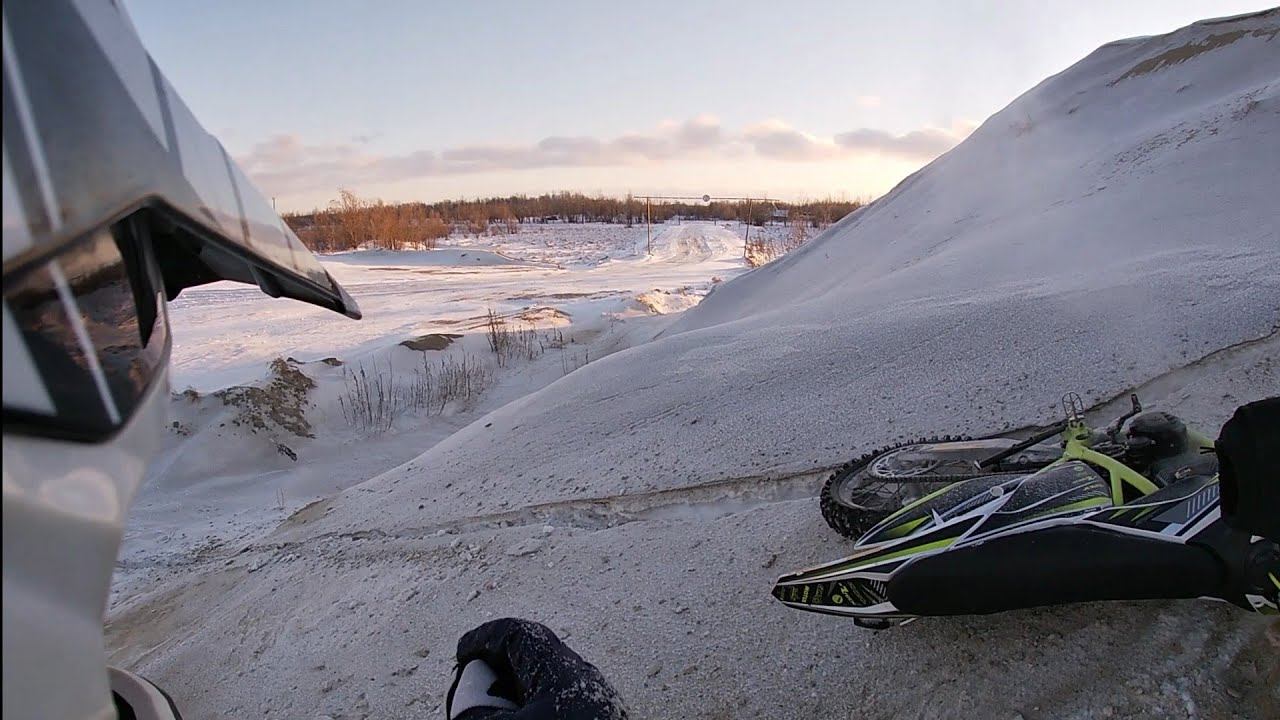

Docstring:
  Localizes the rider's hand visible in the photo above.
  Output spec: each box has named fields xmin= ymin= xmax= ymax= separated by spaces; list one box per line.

xmin=446 ymin=618 xmax=628 ymax=720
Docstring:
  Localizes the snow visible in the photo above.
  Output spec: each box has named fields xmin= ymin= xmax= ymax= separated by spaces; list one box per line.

xmin=118 ymin=220 xmax=753 ymax=589
xmin=109 ymin=11 xmax=1280 ymax=720
xmin=322 ymin=247 xmax=540 ymax=267
xmin=166 ymin=221 xmax=749 ymax=392
xmin=641 ymin=222 xmax=742 ymax=264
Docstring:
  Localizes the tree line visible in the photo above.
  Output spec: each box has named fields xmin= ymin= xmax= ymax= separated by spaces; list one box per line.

xmin=283 ymin=189 xmax=862 ymax=252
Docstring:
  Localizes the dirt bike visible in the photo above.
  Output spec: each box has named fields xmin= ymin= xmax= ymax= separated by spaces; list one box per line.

xmin=774 ymin=394 xmax=1280 ymax=628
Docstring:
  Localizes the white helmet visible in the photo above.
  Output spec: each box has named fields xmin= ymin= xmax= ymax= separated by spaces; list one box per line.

xmin=2 ymin=2 xmax=359 ymax=718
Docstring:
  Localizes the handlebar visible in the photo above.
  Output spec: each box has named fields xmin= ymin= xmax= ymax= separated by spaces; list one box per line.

xmin=977 ymin=394 xmax=1143 ymax=469
xmin=977 ymin=420 xmax=1068 ymax=469
xmin=1101 ymin=394 xmax=1143 ymax=441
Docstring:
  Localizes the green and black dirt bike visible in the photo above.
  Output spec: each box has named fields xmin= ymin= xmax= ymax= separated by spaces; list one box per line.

xmin=774 ymin=394 xmax=1280 ymax=628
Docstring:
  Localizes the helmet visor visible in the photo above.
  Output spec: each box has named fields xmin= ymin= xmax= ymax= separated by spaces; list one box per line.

xmin=3 ymin=217 xmax=167 ymax=442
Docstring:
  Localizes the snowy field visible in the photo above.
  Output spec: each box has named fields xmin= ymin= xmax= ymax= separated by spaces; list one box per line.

xmin=108 ymin=12 xmax=1279 ymax=720
xmin=166 ymin=221 xmax=762 ymax=392
xmin=118 ymin=220 xmax=764 ymax=594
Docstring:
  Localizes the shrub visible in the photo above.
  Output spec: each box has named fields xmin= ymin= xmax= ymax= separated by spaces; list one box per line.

xmin=284 ymin=189 xmax=451 ymax=252
xmin=484 ymin=309 xmax=541 ymax=367
xmin=338 ymin=353 xmax=493 ymax=434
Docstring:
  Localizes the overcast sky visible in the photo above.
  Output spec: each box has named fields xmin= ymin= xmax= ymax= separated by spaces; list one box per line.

xmin=124 ymin=0 xmax=1267 ymax=211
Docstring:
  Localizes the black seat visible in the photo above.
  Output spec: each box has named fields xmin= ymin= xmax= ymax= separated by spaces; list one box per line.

xmin=1138 ymin=454 xmax=1219 ymax=505
xmin=1150 ymin=451 xmax=1218 ymax=488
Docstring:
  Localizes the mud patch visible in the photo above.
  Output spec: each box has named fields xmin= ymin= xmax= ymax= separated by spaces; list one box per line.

xmin=509 ymin=291 xmax=600 ymax=301
xmin=283 ymin=497 xmax=335 ymax=528
xmin=400 ymin=333 xmax=463 ymax=351
xmin=1111 ymin=19 xmax=1277 ymax=85
xmin=287 ymin=356 xmax=344 ymax=367
xmin=214 ymin=358 xmax=317 ymax=438
xmin=514 ymin=306 xmax=571 ymax=323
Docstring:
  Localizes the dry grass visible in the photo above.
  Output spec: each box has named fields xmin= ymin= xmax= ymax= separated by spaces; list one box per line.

xmin=337 ymin=360 xmax=399 ymax=432
xmin=338 ymin=352 xmax=493 ymax=433
xmin=484 ymin=308 xmax=550 ymax=367
xmin=338 ymin=311 xmax=584 ymax=433
xmin=560 ymin=345 xmax=590 ymax=375
xmin=745 ymin=218 xmax=812 ymax=267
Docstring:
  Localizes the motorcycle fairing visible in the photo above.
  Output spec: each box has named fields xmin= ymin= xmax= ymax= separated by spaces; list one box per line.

xmin=773 ymin=462 xmax=1241 ymax=619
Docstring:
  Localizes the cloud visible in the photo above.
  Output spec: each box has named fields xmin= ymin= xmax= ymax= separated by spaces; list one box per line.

xmin=671 ymin=114 xmax=724 ymax=149
xmin=238 ymin=115 xmax=974 ymax=197
xmin=742 ymin=120 xmax=841 ymax=161
xmin=834 ymin=124 xmax=971 ymax=160
xmin=855 ymin=95 xmax=882 ymax=108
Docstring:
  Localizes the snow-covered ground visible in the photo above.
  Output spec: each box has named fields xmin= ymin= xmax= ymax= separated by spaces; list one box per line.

xmin=116 ymin=221 xmax=760 ymax=597
xmin=166 ymin=221 xmax=757 ymax=392
xmin=108 ymin=11 xmax=1280 ymax=720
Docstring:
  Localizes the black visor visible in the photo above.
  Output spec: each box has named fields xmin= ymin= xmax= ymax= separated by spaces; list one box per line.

xmin=3 ymin=216 xmax=168 ymax=442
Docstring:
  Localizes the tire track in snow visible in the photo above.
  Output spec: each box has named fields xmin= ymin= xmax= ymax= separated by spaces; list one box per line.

xmin=274 ymin=467 xmax=836 ymax=555
xmin=344 ymin=468 xmax=833 ymax=539
xmin=116 ymin=468 xmax=836 ymax=571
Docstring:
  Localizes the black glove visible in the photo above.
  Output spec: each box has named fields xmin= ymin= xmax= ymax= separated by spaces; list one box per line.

xmin=1216 ymin=396 xmax=1280 ymax=541
xmin=446 ymin=618 xmax=628 ymax=720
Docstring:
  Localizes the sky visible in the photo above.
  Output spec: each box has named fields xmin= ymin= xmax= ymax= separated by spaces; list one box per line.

xmin=124 ymin=0 xmax=1268 ymax=212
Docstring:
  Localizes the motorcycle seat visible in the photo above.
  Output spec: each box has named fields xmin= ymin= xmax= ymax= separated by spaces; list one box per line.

xmin=1132 ymin=463 xmax=1218 ymax=507
xmin=1150 ymin=451 xmax=1218 ymax=489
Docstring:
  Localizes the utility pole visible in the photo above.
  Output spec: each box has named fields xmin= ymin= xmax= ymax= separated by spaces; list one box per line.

xmin=646 ymin=196 xmax=652 ymax=255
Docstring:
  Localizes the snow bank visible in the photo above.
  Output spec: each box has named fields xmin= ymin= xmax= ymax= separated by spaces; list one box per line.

xmin=634 ymin=288 xmax=705 ymax=315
